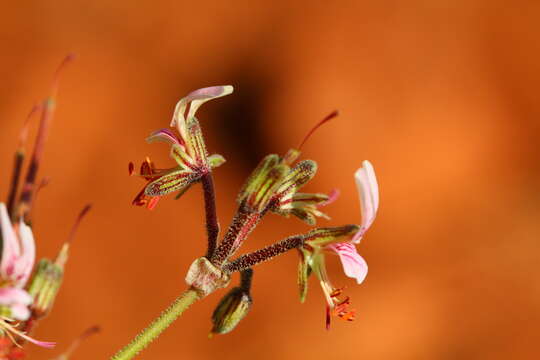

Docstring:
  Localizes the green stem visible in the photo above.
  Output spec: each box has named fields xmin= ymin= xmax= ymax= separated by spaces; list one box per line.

xmin=111 ymin=288 xmax=202 ymax=360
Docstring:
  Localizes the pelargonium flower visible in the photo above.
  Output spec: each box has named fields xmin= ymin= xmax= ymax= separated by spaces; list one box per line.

xmin=298 ymin=160 xmax=379 ymax=328
xmin=0 ymin=203 xmax=54 ymax=348
xmin=131 ymin=86 xmax=232 ymax=209
xmin=0 ymin=203 xmax=35 ymax=321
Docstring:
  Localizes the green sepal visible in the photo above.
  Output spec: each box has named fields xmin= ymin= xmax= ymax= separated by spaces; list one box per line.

xmin=238 ymin=154 xmax=290 ymax=212
xmin=185 ymin=117 xmax=208 ymax=164
xmin=144 ymin=169 xmax=199 ymax=196
xmin=170 ymin=144 xmax=196 ymax=170
xmin=208 ymin=154 xmax=226 ymax=169
xmin=303 ymin=225 xmax=359 ymax=247
xmin=297 ymin=248 xmax=312 ymax=303
xmin=275 ymin=160 xmax=317 ymax=199
xmin=238 ymin=154 xmax=280 ymax=203
xmin=26 ymin=258 xmax=64 ymax=318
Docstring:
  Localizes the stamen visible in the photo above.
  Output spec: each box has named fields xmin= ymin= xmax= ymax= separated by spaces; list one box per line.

xmin=297 ymin=110 xmax=338 ymax=151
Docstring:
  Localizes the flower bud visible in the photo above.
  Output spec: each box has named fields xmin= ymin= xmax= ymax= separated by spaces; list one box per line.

xmin=26 ymin=258 xmax=63 ymax=318
xmin=237 ymin=154 xmax=288 ymax=212
xmin=210 ymin=269 xmax=253 ymax=336
xmin=210 ymin=287 xmax=252 ymax=336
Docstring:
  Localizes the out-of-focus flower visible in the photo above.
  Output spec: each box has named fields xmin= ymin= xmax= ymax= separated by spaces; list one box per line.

xmin=0 ymin=203 xmax=35 ymax=321
xmin=131 ymin=86 xmax=232 ymax=209
xmin=0 ymin=204 xmax=54 ymax=348
xmin=297 ymin=160 xmax=379 ymax=328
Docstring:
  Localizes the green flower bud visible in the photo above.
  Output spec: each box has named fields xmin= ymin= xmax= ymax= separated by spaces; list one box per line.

xmin=210 ymin=287 xmax=252 ymax=336
xmin=26 ymin=258 xmax=64 ymax=318
xmin=210 ymin=269 xmax=253 ymax=336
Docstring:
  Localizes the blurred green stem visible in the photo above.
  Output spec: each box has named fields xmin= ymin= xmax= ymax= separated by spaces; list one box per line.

xmin=110 ymin=288 xmax=201 ymax=360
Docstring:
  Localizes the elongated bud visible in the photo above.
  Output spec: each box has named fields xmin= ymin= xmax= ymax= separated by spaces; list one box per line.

xmin=303 ymin=225 xmax=359 ymax=247
xmin=26 ymin=259 xmax=63 ymax=318
xmin=237 ymin=154 xmax=289 ymax=212
xmin=210 ymin=269 xmax=253 ymax=336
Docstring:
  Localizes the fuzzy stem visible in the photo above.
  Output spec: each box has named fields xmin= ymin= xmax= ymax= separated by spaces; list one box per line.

xmin=223 ymin=235 xmax=304 ymax=273
xmin=111 ymin=288 xmax=202 ymax=360
xmin=201 ymin=172 xmax=219 ymax=258
xmin=211 ymin=206 xmax=260 ymax=266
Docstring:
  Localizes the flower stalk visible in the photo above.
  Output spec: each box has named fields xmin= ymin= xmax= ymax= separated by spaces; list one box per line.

xmin=110 ymin=288 xmax=201 ymax=360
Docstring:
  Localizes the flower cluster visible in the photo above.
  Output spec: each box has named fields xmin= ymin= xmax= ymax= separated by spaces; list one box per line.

xmin=130 ymin=86 xmax=379 ymax=333
xmin=131 ymin=86 xmax=231 ymax=209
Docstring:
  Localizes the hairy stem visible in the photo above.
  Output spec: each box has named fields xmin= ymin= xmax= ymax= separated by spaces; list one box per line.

xmin=201 ymin=172 xmax=219 ymax=258
xmin=211 ymin=206 xmax=260 ymax=266
xmin=111 ymin=288 xmax=202 ymax=360
xmin=223 ymin=235 xmax=304 ymax=273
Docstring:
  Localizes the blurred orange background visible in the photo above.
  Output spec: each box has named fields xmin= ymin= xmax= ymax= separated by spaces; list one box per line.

xmin=0 ymin=1 xmax=539 ymax=359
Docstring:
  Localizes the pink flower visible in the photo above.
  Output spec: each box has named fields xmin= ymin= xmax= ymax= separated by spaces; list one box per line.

xmin=328 ymin=160 xmax=378 ymax=284
xmin=131 ymin=86 xmax=232 ymax=209
xmin=0 ymin=203 xmax=35 ymax=321
xmin=0 ymin=204 xmax=54 ymax=348
xmin=299 ymin=161 xmax=379 ymax=327
xmin=0 ymin=203 xmax=35 ymax=289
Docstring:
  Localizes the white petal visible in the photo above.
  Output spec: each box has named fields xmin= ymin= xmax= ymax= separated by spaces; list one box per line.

xmin=0 ymin=203 xmax=20 ymax=276
xmin=14 ymin=220 xmax=36 ymax=286
xmin=353 ymin=160 xmax=379 ymax=243
xmin=9 ymin=303 xmax=30 ymax=321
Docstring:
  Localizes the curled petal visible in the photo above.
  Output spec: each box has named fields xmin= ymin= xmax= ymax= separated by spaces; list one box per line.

xmin=327 ymin=242 xmax=368 ymax=284
xmin=146 ymin=128 xmax=183 ymax=146
xmin=170 ymin=86 xmax=234 ymax=139
xmin=352 ymin=160 xmax=379 ymax=243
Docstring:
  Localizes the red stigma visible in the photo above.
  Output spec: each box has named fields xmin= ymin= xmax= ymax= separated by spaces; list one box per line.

xmin=297 ymin=110 xmax=339 ymax=151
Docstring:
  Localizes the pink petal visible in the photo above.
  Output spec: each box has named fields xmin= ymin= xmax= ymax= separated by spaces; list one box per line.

xmin=13 ymin=221 xmax=35 ymax=286
xmin=319 ymin=188 xmax=340 ymax=207
xmin=352 ymin=160 xmax=379 ymax=243
xmin=170 ymin=86 xmax=233 ymax=138
xmin=327 ymin=242 xmax=368 ymax=284
xmin=9 ymin=303 xmax=30 ymax=321
xmin=0 ymin=288 xmax=32 ymax=306
xmin=146 ymin=128 xmax=183 ymax=146
xmin=0 ymin=203 xmax=20 ymax=276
